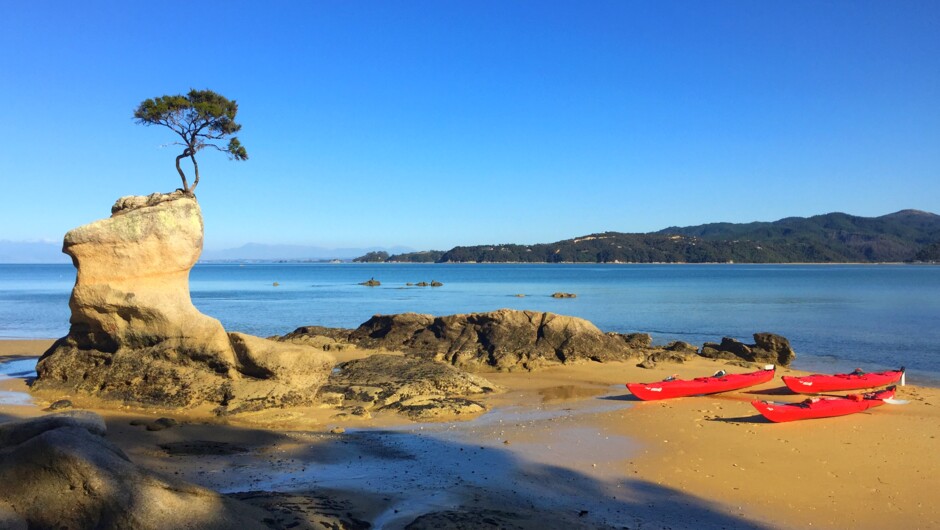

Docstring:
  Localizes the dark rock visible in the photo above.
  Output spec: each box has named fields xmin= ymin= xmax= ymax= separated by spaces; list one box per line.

xmin=664 ymin=341 xmax=699 ymax=354
xmin=610 ymin=332 xmax=653 ymax=349
xmin=719 ymin=337 xmax=752 ymax=358
xmin=46 ymin=399 xmax=73 ymax=411
xmin=646 ymin=350 xmax=691 ymax=364
xmin=359 ymin=278 xmax=381 ymax=286
xmin=35 ymin=333 xmax=334 ymax=415
xmin=698 ymin=333 xmax=795 ymax=366
xmin=278 ymin=325 xmax=354 ymax=343
xmin=551 ymin=292 xmax=577 ymax=298
xmin=752 ymin=332 xmax=796 ymax=366
xmin=698 ymin=345 xmax=740 ymax=360
xmin=346 ymin=309 xmax=643 ymax=371
xmin=415 ymin=281 xmax=429 ymax=287
xmin=636 ymin=356 xmax=657 ymax=369
xmin=320 ymin=354 xmax=495 ymax=420
xmin=430 ymin=280 xmax=443 ymax=287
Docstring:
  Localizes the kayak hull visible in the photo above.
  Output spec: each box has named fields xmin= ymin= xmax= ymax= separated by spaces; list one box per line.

xmin=626 ymin=367 xmax=775 ymax=401
xmin=752 ymin=387 xmax=896 ymax=423
xmin=782 ymin=369 xmax=903 ymax=394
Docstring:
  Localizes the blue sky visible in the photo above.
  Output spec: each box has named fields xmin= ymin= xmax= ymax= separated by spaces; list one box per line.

xmin=1 ymin=1 xmax=937 ymax=251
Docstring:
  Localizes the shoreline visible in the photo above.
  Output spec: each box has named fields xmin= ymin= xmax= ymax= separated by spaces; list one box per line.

xmin=2 ymin=338 xmax=939 ymax=528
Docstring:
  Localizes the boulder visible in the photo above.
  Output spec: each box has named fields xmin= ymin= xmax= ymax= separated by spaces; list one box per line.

xmin=752 ymin=332 xmax=796 ymax=366
xmin=33 ymin=194 xmax=335 ymax=414
xmin=320 ymin=354 xmax=495 ymax=420
xmin=0 ymin=412 xmax=276 ymax=529
xmin=664 ymin=341 xmax=699 ymax=354
xmin=610 ymin=332 xmax=653 ymax=349
xmin=342 ymin=309 xmax=643 ymax=371
xmin=636 ymin=356 xmax=657 ymax=369
xmin=698 ymin=333 xmax=795 ymax=366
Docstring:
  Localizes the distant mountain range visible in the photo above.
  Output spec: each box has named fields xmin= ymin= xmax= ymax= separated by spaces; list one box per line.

xmin=6 ymin=210 xmax=939 ymax=264
xmin=200 ymin=243 xmax=415 ymax=262
xmin=0 ymin=241 xmax=71 ymax=264
xmin=0 ymin=241 xmax=413 ymax=264
xmin=356 ymin=210 xmax=940 ymax=264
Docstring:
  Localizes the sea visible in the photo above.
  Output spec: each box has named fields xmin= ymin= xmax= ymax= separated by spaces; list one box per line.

xmin=2 ymin=263 xmax=939 ymax=385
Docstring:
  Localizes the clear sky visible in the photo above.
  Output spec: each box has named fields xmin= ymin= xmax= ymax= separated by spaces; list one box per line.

xmin=1 ymin=1 xmax=938 ymax=251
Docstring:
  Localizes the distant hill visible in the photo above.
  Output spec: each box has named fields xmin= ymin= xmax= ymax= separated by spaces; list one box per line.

xmin=0 ymin=241 xmax=70 ymax=263
xmin=372 ymin=210 xmax=940 ymax=264
xmin=201 ymin=243 xmax=414 ymax=262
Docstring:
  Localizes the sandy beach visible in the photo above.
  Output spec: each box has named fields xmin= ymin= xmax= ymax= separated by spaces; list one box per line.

xmin=2 ymin=338 xmax=937 ymax=529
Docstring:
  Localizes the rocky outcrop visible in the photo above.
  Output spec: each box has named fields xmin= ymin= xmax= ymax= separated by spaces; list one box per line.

xmin=33 ymin=193 xmax=334 ymax=414
xmin=0 ymin=412 xmax=278 ymax=529
xmin=53 ymin=193 xmax=234 ymax=366
xmin=333 ymin=309 xmax=644 ymax=371
xmin=699 ymin=333 xmax=795 ymax=366
xmin=319 ymin=354 xmax=496 ymax=420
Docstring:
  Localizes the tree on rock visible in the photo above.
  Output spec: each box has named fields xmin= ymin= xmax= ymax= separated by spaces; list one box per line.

xmin=134 ymin=89 xmax=248 ymax=194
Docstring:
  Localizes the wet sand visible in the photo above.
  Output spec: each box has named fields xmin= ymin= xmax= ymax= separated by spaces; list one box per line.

xmin=2 ymin=339 xmax=938 ymax=529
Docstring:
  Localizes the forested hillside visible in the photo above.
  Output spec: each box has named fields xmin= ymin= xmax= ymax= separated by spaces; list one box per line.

xmin=364 ymin=210 xmax=940 ymax=264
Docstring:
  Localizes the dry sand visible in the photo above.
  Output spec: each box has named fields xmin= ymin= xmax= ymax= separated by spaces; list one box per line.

xmin=2 ymin=339 xmax=937 ymax=529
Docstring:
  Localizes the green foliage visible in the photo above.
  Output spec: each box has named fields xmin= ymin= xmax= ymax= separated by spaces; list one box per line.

xmin=134 ymin=89 xmax=247 ymax=193
xmin=353 ymin=251 xmax=391 ymax=263
xmin=385 ymin=251 xmax=446 ymax=263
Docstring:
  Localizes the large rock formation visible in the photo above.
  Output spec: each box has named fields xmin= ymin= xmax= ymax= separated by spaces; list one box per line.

xmin=0 ymin=412 xmax=277 ymax=529
xmin=58 ymin=192 xmax=234 ymax=366
xmin=285 ymin=309 xmax=647 ymax=371
xmin=32 ymin=193 xmax=334 ymax=414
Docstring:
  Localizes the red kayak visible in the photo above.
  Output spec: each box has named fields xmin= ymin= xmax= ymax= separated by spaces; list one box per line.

xmin=626 ymin=366 xmax=776 ymax=401
xmin=752 ymin=386 xmax=899 ymax=423
xmin=781 ymin=367 xmax=904 ymax=394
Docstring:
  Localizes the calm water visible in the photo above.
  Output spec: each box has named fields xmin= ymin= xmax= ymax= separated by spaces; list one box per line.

xmin=2 ymin=263 xmax=938 ymax=384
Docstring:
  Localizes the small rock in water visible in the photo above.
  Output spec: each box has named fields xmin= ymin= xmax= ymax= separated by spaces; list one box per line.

xmin=46 ymin=399 xmax=73 ymax=411
xmin=551 ymin=292 xmax=577 ymax=298
xmin=330 ymin=427 xmax=346 ymax=434
xmin=272 ymin=282 xmax=279 ymax=287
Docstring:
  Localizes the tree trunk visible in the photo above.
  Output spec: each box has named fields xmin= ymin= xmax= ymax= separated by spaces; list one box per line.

xmin=175 ymin=151 xmax=191 ymax=192
xmin=189 ymin=151 xmax=200 ymax=194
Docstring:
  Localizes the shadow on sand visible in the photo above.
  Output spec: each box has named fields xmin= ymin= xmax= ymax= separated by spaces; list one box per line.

xmin=99 ymin=417 xmax=776 ymax=530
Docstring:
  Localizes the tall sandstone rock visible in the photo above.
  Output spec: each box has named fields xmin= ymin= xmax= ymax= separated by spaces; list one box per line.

xmin=33 ymin=193 xmax=333 ymax=413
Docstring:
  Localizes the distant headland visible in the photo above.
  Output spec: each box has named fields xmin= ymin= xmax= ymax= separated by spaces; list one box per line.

xmin=354 ymin=210 xmax=940 ymax=264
